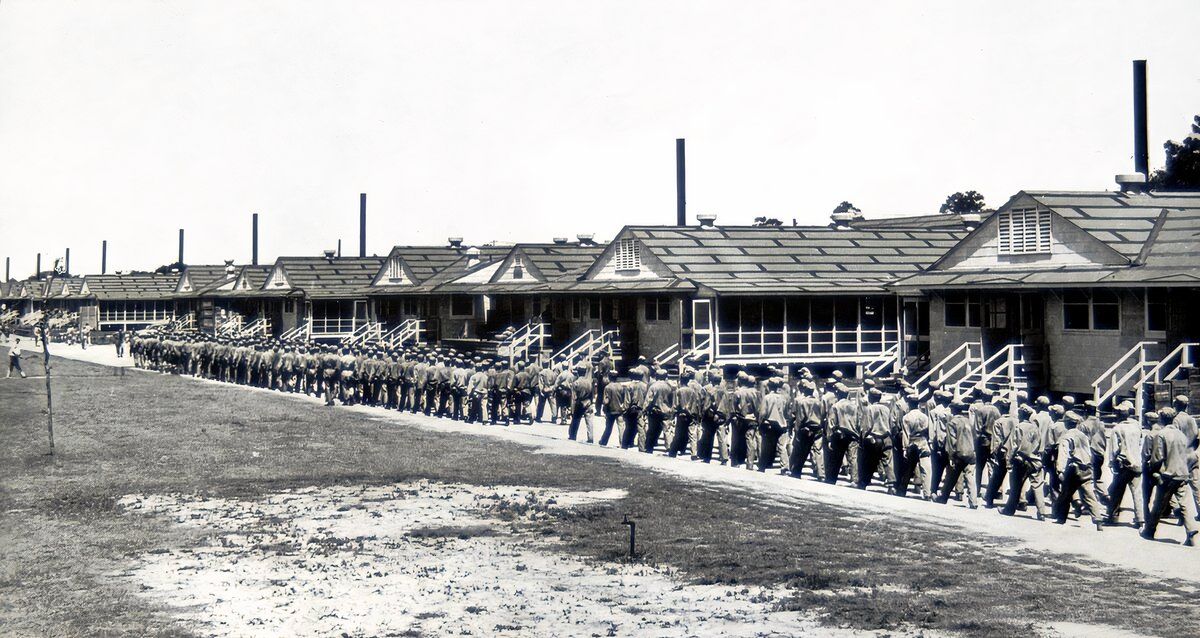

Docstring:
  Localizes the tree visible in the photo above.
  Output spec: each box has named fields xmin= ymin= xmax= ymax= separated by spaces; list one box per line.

xmin=1149 ymin=115 xmax=1200 ymax=190
xmin=939 ymin=191 xmax=986 ymax=215
xmin=752 ymin=216 xmax=782 ymax=227
xmin=153 ymin=261 xmax=185 ymax=275
xmin=832 ymin=201 xmax=860 ymax=215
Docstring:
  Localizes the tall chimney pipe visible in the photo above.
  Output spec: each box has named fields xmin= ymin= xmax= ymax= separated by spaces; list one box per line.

xmin=359 ymin=193 xmax=367 ymax=258
xmin=676 ymin=139 xmax=686 ymax=226
xmin=101 ymin=240 xmax=107 ymax=274
xmin=1133 ymin=60 xmax=1149 ymax=178
xmin=5 ymin=257 xmax=9 ymax=281
xmin=252 ymin=213 xmax=259 ymax=265
xmin=65 ymin=248 xmax=70 ymax=275
xmin=337 ymin=239 xmax=342 ymax=258
xmin=178 ymin=229 xmax=185 ymax=265
xmin=36 ymin=253 xmax=41 ymax=279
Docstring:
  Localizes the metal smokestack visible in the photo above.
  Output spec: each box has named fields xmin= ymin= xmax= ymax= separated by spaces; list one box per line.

xmin=5 ymin=257 xmax=9 ymax=281
xmin=359 ymin=193 xmax=367 ymax=258
xmin=178 ymin=229 xmax=185 ymax=265
xmin=676 ymin=139 xmax=686 ymax=226
xmin=36 ymin=253 xmax=41 ymax=279
xmin=65 ymin=248 xmax=70 ymax=275
xmin=337 ymin=239 xmax=342 ymax=258
xmin=252 ymin=213 xmax=259 ymax=265
xmin=101 ymin=240 xmax=107 ymax=274
xmin=1133 ymin=60 xmax=1149 ymax=178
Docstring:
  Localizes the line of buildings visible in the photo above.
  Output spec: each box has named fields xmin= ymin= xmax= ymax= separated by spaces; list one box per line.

xmin=4 ymin=179 xmax=1200 ymax=412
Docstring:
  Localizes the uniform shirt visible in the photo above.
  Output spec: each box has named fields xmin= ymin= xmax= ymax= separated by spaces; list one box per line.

xmin=571 ymin=376 xmax=594 ymax=405
xmin=860 ymin=402 xmax=893 ymax=439
xmin=991 ymin=416 xmax=1016 ymax=454
xmin=623 ymin=380 xmax=648 ymax=412
xmin=704 ymin=383 xmax=729 ymax=418
xmin=1007 ymin=419 xmax=1044 ymax=463
xmin=902 ymin=409 xmax=932 ymax=449
xmin=758 ymin=390 xmax=791 ymax=425
xmin=732 ymin=387 xmax=761 ymax=420
xmin=644 ymin=379 xmax=676 ymax=414
xmin=602 ymin=381 xmax=625 ymax=414
xmin=1171 ymin=411 xmax=1199 ymax=449
xmin=1109 ymin=418 xmax=1144 ymax=472
xmin=1056 ymin=429 xmax=1092 ymax=473
xmin=676 ymin=381 xmax=704 ymax=417
xmin=1039 ymin=417 xmax=1066 ymax=450
xmin=929 ymin=405 xmax=951 ymax=446
xmin=494 ymin=369 xmax=515 ymax=391
xmin=537 ymin=368 xmax=557 ymax=393
xmin=467 ymin=370 xmax=489 ymax=395
xmin=1149 ymin=426 xmax=1191 ymax=479
xmin=944 ymin=414 xmax=976 ymax=461
xmin=792 ymin=394 xmax=823 ymax=429
xmin=973 ymin=402 xmax=1001 ymax=444
xmin=828 ymin=398 xmax=860 ymax=437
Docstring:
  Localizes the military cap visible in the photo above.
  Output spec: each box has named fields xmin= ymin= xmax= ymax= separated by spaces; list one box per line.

xmin=1175 ymin=395 xmax=1190 ymax=405
xmin=832 ymin=370 xmax=844 ymax=380
xmin=1064 ymin=410 xmax=1082 ymax=423
xmin=1115 ymin=400 xmax=1135 ymax=413
xmin=1159 ymin=407 xmax=1178 ymax=419
xmin=1036 ymin=395 xmax=1051 ymax=406
xmin=1049 ymin=404 xmax=1065 ymax=415
xmin=862 ymin=378 xmax=876 ymax=388
xmin=834 ymin=382 xmax=849 ymax=393
xmin=1061 ymin=395 xmax=1076 ymax=407
xmin=1018 ymin=404 xmax=1035 ymax=415
xmin=1145 ymin=411 xmax=1160 ymax=421
xmin=994 ymin=394 xmax=1010 ymax=405
xmin=867 ymin=388 xmax=882 ymax=398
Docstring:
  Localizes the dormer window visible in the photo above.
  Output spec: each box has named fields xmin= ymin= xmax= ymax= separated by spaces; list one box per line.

xmin=614 ymin=238 xmax=642 ymax=272
xmin=997 ymin=207 xmax=1051 ymax=255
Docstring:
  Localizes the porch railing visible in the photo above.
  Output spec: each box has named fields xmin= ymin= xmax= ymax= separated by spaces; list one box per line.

xmin=279 ymin=323 xmax=309 ymax=342
xmin=912 ymin=341 xmax=982 ymax=400
xmin=953 ymin=344 xmax=1027 ymax=401
xmin=1091 ymin=341 xmax=1160 ymax=413
xmin=237 ymin=317 xmax=272 ymax=338
xmin=553 ymin=329 xmax=618 ymax=366
xmin=379 ymin=319 xmax=424 ymax=348
xmin=862 ymin=342 xmax=902 ymax=379
xmin=309 ymin=317 xmax=358 ymax=337
xmin=340 ymin=321 xmax=381 ymax=347
xmin=216 ymin=314 xmax=244 ymax=337
xmin=500 ymin=321 xmax=548 ymax=361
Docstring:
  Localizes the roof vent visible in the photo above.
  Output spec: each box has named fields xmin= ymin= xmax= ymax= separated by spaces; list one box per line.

xmin=465 ymin=246 xmax=481 ymax=267
xmin=576 ymin=234 xmax=596 ymax=245
xmin=448 ymin=237 xmax=464 ymax=248
xmin=224 ymin=259 xmax=237 ymax=276
xmin=696 ymin=214 xmax=717 ymax=227
xmin=323 ymin=249 xmax=337 ymax=262
xmin=1115 ymin=173 xmax=1148 ymax=193
xmin=959 ymin=212 xmax=982 ymax=229
xmin=552 ymin=237 xmax=569 ymax=245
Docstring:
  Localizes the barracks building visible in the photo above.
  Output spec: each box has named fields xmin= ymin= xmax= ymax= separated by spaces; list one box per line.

xmin=5 ymin=181 xmax=1199 ymax=414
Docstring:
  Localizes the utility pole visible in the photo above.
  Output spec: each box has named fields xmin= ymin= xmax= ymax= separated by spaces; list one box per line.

xmin=39 ymin=317 xmax=54 ymax=454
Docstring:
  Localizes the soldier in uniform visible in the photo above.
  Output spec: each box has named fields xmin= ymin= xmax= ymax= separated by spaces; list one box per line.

xmin=756 ymin=377 xmax=791 ymax=473
xmin=669 ymin=368 xmax=702 ymax=458
xmin=1141 ymin=420 xmax=1199 ymax=545
xmin=730 ymin=373 xmax=760 ymax=470
xmin=788 ymin=379 xmax=824 ymax=478
xmin=568 ymin=362 xmax=595 ymax=443
xmin=824 ymin=383 xmax=858 ymax=485
xmin=598 ymin=370 xmax=623 ymax=447
xmin=1104 ymin=402 xmax=1145 ymax=528
xmin=554 ymin=363 xmax=575 ymax=425
xmin=935 ymin=401 xmax=978 ymax=508
xmin=535 ymin=362 xmax=557 ymax=423
xmin=897 ymin=391 xmax=933 ymax=499
xmin=982 ymin=395 xmax=1016 ymax=508
xmin=1000 ymin=403 xmax=1048 ymax=519
xmin=856 ymin=388 xmax=894 ymax=490
xmin=1052 ymin=411 xmax=1105 ymax=530
xmin=466 ymin=361 xmax=489 ymax=424
xmin=620 ymin=369 xmax=647 ymax=450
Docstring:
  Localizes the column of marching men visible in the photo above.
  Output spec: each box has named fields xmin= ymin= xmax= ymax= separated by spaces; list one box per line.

xmin=128 ymin=330 xmax=1200 ymax=546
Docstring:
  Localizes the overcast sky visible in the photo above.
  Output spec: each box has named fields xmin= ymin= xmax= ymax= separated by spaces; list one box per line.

xmin=2 ymin=1 xmax=1198 ymax=276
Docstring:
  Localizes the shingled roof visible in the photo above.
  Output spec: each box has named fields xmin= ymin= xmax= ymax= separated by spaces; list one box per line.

xmin=849 ymin=212 xmax=985 ymax=231
xmin=176 ymin=264 xmax=240 ymax=295
xmin=82 ymin=273 xmax=181 ymax=300
xmin=894 ymin=189 xmax=1200 ymax=289
xmin=267 ymin=257 xmax=384 ymax=299
xmin=612 ymin=225 xmax=965 ymax=294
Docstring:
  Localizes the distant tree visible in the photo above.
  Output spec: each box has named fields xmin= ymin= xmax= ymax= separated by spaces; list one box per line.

xmin=939 ymin=191 xmax=986 ymax=215
xmin=832 ymin=201 xmax=861 ymax=215
xmin=152 ymin=261 xmax=185 ymax=275
xmin=752 ymin=216 xmax=783 ymax=227
xmin=1149 ymin=115 xmax=1200 ymax=190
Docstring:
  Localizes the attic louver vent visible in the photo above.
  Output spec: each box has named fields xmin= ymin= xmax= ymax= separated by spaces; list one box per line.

xmin=997 ymin=207 xmax=1051 ymax=255
xmin=385 ymin=257 xmax=406 ymax=283
xmin=614 ymin=239 xmax=642 ymax=271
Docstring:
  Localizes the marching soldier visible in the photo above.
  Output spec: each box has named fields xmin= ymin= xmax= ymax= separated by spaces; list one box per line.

xmin=568 ymin=362 xmax=595 ymax=443
xmin=935 ymin=401 xmax=978 ymax=508
xmin=1141 ymin=421 xmax=1199 ymax=545
xmin=1052 ymin=411 xmax=1105 ymax=530
xmin=788 ymin=379 xmax=825 ymax=479
xmin=620 ymin=369 xmax=647 ymax=450
xmin=598 ymin=370 xmax=623 ymax=447
xmin=856 ymin=388 xmax=893 ymax=490
xmin=641 ymin=368 xmax=674 ymax=454
xmin=670 ymin=368 xmax=703 ymax=458
xmin=1104 ymin=402 xmax=1145 ymax=528
xmin=729 ymin=373 xmax=760 ymax=470
xmin=1000 ymin=404 xmax=1048 ymax=519
xmin=897 ymin=391 xmax=933 ymax=499
xmin=824 ymin=383 xmax=858 ymax=485
xmin=982 ymin=395 xmax=1015 ymax=508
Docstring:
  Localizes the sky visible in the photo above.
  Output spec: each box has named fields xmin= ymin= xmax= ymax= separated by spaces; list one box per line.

xmin=1 ymin=1 xmax=1199 ymax=277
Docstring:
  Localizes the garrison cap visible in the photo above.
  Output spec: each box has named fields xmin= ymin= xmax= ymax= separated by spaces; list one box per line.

xmin=1061 ymin=395 xmax=1076 ymax=407
xmin=1145 ymin=411 xmax=1159 ymax=421
xmin=862 ymin=378 xmax=876 ymax=388
xmin=1036 ymin=395 xmax=1051 ymax=406
xmin=1049 ymin=404 xmax=1065 ymax=415
xmin=832 ymin=370 xmax=844 ymax=380
xmin=1159 ymin=407 xmax=1178 ymax=419
xmin=1175 ymin=395 xmax=1190 ymax=404
xmin=834 ymin=382 xmax=849 ymax=393
xmin=1018 ymin=404 xmax=1036 ymax=415
xmin=867 ymin=388 xmax=882 ymax=398
xmin=1115 ymin=400 xmax=1135 ymax=413
xmin=1064 ymin=411 xmax=1082 ymax=423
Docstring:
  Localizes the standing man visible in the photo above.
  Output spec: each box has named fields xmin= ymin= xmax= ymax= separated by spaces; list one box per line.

xmin=897 ymin=391 xmax=933 ymax=499
xmin=730 ymin=373 xmax=761 ymax=470
xmin=114 ymin=328 xmax=126 ymax=358
xmin=641 ymin=368 xmax=675 ymax=454
xmin=1141 ymin=422 xmax=1199 ymax=545
xmin=824 ymin=383 xmax=859 ymax=485
xmin=856 ymin=388 xmax=893 ymax=490
xmin=696 ymin=369 xmax=728 ymax=463
xmin=620 ymin=369 xmax=647 ymax=450
xmin=669 ymin=368 xmax=702 ymax=458
xmin=971 ymin=388 xmax=1001 ymax=497
xmin=6 ymin=337 xmax=26 ymax=379
xmin=756 ymin=377 xmax=791 ymax=473
xmin=568 ymin=362 xmax=596 ymax=443
xmin=593 ymin=353 xmax=612 ymax=416
xmin=788 ymin=380 xmax=824 ymax=479
xmin=1105 ymin=401 xmax=1145 ymax=528
xmin=982 ymin=395 xmax=1016 ymax=508
xmin=598 ymin=370 xmax=623 ymax=447
xmin=1052 ymin=411 xmax=1105 ymax=530
xmin=935 ymin=401 xmax=978 ymax=508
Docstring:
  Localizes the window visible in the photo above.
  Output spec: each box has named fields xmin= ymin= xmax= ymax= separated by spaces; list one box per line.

xmin=998 ymin=207 xmax=1052 ymax=255
xmin=1020 ymin=294 xmax=1044 ymax=331
xmin=984 ymin=298 xmax=1006 ymax=329
xmin=645 ymin=296 xmax=671 ymax=321
xmin=512 ymin=264 xmax=523 ymax=280
xmin=1064 ymin=290 xmax=1120 ymax=331
xmin=588 ymin=297 xmax=602 ymax=320
xmin=571 ymin=298 xmax=584 ymax=321
xmin=944 ymin=293 xmax=981 ymax=328
xmin=1146 ymin=288 xmax=1167 ymax=335
xmin=450 ymin=294 xmax=474 ymax=317
xmin=614 ymin=239 xmax=642 ymax=271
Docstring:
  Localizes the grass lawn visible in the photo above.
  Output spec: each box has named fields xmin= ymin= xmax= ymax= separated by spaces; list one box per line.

xmin=1 ymin=353 xmax=1195 ymax=637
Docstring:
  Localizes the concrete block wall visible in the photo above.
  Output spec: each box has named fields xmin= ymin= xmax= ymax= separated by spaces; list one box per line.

xmin=927 ymin=293 xmax=981 ymax=366
xmin=1044 ymin=289 xmax=1145 ymax=395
